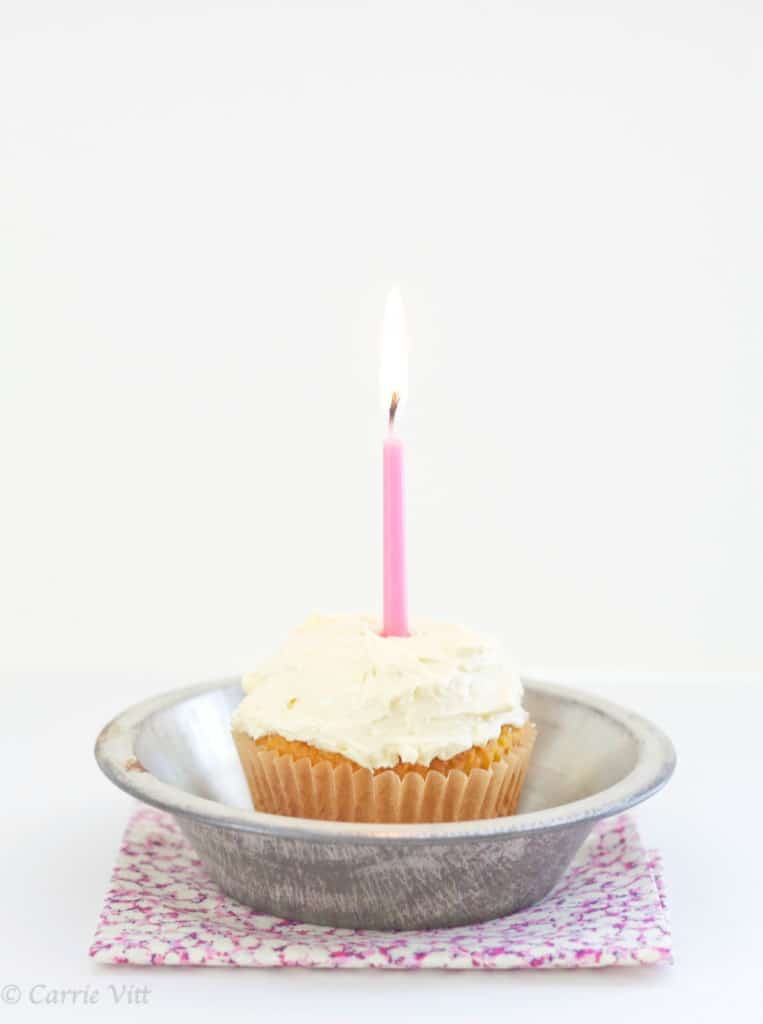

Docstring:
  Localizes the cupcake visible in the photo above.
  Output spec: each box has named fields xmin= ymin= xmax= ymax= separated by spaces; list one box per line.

xmin=232 ymin=614 xmax=535 ymax=824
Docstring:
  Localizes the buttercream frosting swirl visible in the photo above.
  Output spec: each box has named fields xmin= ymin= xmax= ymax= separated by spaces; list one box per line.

xmin=231 ymin=613 xmax=527 ymax=770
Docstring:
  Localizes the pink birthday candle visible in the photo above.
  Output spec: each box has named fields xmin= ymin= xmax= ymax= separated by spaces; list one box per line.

xmin=380 ymin=288 xmax=409 ymax=637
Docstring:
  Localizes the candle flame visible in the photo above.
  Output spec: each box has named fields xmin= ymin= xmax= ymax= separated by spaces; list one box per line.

xmin=380 ymin=286 xmax=409 ymax=420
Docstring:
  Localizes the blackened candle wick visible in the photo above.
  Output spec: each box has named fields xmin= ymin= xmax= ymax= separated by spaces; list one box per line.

xmin=388 ymin=391 xmax=400 ymax=428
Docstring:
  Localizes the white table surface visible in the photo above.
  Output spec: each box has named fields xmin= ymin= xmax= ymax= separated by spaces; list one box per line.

xmin=2 ymin=672 xmax=761 ymax=1023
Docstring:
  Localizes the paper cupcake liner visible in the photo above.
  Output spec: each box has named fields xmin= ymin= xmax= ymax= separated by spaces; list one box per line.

xmin=233 ymin=723 xmax=536 ymax=824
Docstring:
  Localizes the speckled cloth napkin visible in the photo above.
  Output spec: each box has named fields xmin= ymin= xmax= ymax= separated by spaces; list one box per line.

xmin=90 ymin=808 xmax=671 ymax=969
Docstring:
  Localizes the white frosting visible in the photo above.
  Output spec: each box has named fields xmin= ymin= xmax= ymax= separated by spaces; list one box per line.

xmin=231 ymin=613 xmax=527 ymax=770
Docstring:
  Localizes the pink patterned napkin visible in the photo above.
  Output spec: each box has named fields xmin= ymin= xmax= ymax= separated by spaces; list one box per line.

xmin=90 ymin=808 xmax=671 ymax=969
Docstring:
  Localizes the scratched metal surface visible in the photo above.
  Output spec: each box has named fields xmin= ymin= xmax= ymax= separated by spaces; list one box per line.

xmin=95 ymin=678 xmax=675 ymax=929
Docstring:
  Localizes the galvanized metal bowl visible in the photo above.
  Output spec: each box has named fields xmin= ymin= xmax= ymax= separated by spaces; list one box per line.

xmin=95 ymin=677 xmax=675 ymax=930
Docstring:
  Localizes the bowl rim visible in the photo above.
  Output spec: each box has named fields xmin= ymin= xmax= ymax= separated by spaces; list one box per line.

xmin=94 ymin=676 xmax=676 ymax=844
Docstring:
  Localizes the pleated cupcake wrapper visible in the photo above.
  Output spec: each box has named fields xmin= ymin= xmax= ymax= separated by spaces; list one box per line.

xmin=233 ymin=724 xmax=536 ymax=824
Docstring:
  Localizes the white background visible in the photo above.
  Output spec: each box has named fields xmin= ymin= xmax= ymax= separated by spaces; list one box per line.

xmin=2 ymin=0 xmax=761 ymax=676
xmin=1 ymin=6 xmax=762 ymax=1018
